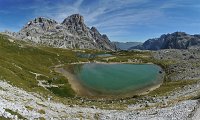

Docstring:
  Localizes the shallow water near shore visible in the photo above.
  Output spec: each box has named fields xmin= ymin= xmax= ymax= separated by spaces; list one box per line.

xmin=67 ymin=63 xmax=164 ymax=97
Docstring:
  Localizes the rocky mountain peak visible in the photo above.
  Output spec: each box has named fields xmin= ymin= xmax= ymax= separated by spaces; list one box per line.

xmin=172 ymin=32 xmax=187 ymax=36
xmin=33 ymin=17 xmax=57 ymax=24
xmin=130 ymin=32 xmax=200 ymax=50
xmin=25 ymin=17 xmax=57 ymax=28
xmin=8 ymin=14 xmax=116 ymax=51
xmin=62 ymin=14 xmax=84 ymax=26
xmin=21 ymin=17 xmax=58 ymax=34
xmin=61 ymin=14 xmax=87 ymax=33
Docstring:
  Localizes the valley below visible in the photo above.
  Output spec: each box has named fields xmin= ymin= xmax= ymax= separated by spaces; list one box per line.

xmin=1 ymin=33 xmax=200 ymax=120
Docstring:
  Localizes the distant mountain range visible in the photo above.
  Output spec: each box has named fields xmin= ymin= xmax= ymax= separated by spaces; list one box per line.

xmin=4 ymin=15 xmax=200 ymax=51
xmin=112 ymin=42 xmax=142 ymax=50
xmin=4 ymin=14 xmax=116 ymax=51
xmin=129 ymin=32 xmax=200 ymax=50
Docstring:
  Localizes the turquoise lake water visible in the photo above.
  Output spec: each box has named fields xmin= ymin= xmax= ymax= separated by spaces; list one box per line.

xmin=73 ymin=63 xmax=163 ymax=95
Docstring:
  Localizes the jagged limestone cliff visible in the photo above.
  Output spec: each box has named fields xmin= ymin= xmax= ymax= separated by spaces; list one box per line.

xmin=6 ymin=14 xmax=116 ymax=51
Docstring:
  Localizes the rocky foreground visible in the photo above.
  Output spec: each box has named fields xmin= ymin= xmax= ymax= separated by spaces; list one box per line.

xmin=153 ymin=49 xmax=200 ymax=81
xmin=1 ymin=78 xmax=200 ymax=120
xmin=1 ymin=45 xmax=200 ymax=119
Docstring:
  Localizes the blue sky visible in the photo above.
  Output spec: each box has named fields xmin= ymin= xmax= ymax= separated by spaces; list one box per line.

xmin=0 ymin=0 xmax=200 ymax=42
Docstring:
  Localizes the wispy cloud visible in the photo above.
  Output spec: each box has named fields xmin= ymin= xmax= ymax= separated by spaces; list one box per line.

xmin=28 ymin=0 xmax=199 ymax=41
xmin=33 ymin=0 xmax=154 ymax=24
xmin=74 ymin=0 xmax=84 ymax=8
xmin=0 ymin=10 xmax=10 ymax=14
xmin=1 ymin=0 xmax=200 ymax=41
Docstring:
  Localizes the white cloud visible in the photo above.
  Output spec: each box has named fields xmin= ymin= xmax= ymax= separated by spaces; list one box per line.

xmin=26 ymin=0 xmax=200 ymax=41
xmin=74 ymin=0 xmax=84 ymax=8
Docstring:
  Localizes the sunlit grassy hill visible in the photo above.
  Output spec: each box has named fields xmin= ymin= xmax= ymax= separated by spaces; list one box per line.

xmin=0 ymin=34 xmax=77 ymax=97
xmin=0 ymin=34 xmax=156 ymax=99
xmin=0 ymin=33 xmax=197 ymax=111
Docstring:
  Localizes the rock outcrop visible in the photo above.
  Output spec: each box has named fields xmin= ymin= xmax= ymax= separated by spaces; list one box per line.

xmin=129 ymin=32 xmax=200 ymax=50
xmin=7 ymin=14 xmax=116 ymax=51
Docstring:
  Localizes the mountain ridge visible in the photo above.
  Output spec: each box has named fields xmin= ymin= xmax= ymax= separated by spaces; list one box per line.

xmin=129 ymin=32 xmax=200 ymax=50
xmin=4 ymin=14 xmax=117 ymax=51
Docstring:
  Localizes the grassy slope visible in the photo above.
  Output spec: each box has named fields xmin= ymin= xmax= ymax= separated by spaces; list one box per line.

xmin=0 ymin=34 xmax=131 ymax=109
xmin=0 ymin=34 xmax=197 ymax=110
xmin=0 ymin=34 xmax=76 ymax=97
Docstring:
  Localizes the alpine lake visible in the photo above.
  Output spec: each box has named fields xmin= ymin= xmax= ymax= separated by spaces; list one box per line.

xmin=63 ymin=62 xmax=164 ymax=98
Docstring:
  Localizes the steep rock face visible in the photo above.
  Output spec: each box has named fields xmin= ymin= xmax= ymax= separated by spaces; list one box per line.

xmin=61 ymin=14 xmax=89 ymax=36
xmin=130 ymin=32 xmax=200 ymax=50
xmin=11 ymin=14 xmax=116 ymax=51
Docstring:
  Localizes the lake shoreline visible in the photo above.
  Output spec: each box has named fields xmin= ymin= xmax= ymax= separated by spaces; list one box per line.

xmin=54 ymin=63 xmax=164 ymax=99
xmin=69 ymin=61 xmax=154 ymax=65
xmin=54 ymin=67 xmax=95 ymax=96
